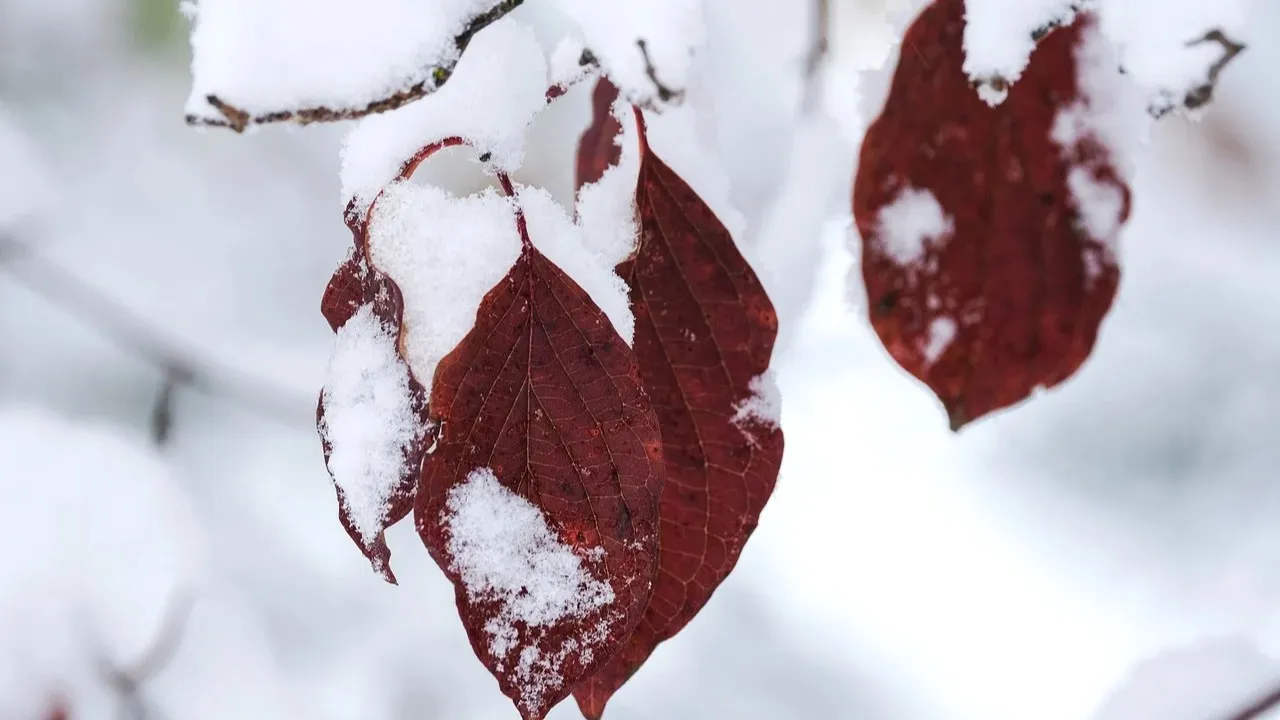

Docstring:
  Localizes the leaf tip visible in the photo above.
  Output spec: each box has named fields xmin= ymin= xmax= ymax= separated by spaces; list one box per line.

xmin=946 ymin=402 xmax=969 ymax=433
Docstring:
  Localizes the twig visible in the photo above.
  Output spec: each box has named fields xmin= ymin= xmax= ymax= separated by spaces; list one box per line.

xmin=636 ymin=39 xmax=685 ymax=105
xmin=98 ymin=590 xmax=197 ymax=720
xmin=186 ymin=0 xmax=526 ymax=132
xmin=1181 ymin=29 xmax=1247 ymax=112
xmin=800 ymin=0 xmax=830 ymax=115
xmin=0 ymin=233 xmax=312 ymax=428
xmin=1148 ymin=29 xmax=1246 ymax=118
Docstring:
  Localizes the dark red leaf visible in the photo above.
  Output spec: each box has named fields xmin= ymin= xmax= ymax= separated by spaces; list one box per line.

xmin=853 ymin=0 xmax=1131 ymax=430
xmin=575 ymin=78 xmax=623 ymax=194
xmin=415 ymin=205 xmax=663 ymax=720
xmin=573 ymin=111 xmax=785 ymax=719
xmin=316 ymin=213 xmax=433 ymax=584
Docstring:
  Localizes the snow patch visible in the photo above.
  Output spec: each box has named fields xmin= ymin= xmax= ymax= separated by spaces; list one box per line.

xmin=734 ymin=372 xmax=783 ymax=431
xmin=319 ymin=304 xmax=424 ymax=545
xmin=443 ymin=468 xmax=616 ymax=709
xmin=186 ymin=0 xmax=502 ymax=120
xmin=366 ymin=184 xmax=523 ymax=394
xmin=518 ymin=186 xmax=635 ymax=345
xmin=875 ymin=186 xmax=953 ymax=266
xmin=340 ymin=20 xmax=548 ymax=209
xmin=922 ymin=317 xmax=957 ymax=365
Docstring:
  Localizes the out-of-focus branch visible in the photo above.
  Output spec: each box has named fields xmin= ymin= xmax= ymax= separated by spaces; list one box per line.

xmin=0 ymin=233 xmax=312 ymax=430
xmin=1180 ymin=29 xmax=1247 ymax=112
xmin=97 ymin=590 xmax=197 ymax=720
xmin=635 ymin=40 xmax=684 ymax=105
xmin=185 ymin=0 xmax=525 ymax=132
xmin=801 ymin=0 xmax=830 ymax=114
xmin=1225 ymin=682 xmax=1280 ymax=720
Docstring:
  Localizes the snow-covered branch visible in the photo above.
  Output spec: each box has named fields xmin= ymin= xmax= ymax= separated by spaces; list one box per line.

xmin=185 ymin=0 xmax=526 ymax=133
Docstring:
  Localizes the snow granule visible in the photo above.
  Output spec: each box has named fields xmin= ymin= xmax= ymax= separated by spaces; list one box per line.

xmin=922 ymin=317 xmax=958 ymax=364
xmin=733 ymin=371 xmax=783 ymax=430
xmin=340 ymin=20 xmax=547 ymax=209
xmin=319 ymin=304 xmax=424 ymax=545
xmin=553 ymin=0 xmax=703 ymax=107
xmin=517 ymin=186 xmax=635 ymax=345
xmin=443 ymin=468 xmax=616 ymax=707
xmin=366 ymin=183 xmax=523 ymax=395
xmin=186 ymin=0 xmax=502 ymax=120
xmin=875 ymin=186 xmax=953 ymax=266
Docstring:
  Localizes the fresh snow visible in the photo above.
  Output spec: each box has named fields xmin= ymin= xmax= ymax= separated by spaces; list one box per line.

xmin=574 ymin=92 xmax=641 ymax=266
xmin=962 ymin=0 xmax=1081 ymax=105
xmin=961 ymin=0 xmax=1251 ymax=110
xmin=443 ymin=467 xmax=616 ymax=708
xmin=365 ymin=183 xmax=523 ymax=396
xmin=733 ymin=372 xmax=783 ymax=429
xmin=185 ymin=0 xmax=502 ymax=120
xmin=0 ymin=407 xmax=205 ymax=718
xmin=874 ymin=186 xmax=953 ymax=266
xmin=340 ymin=20 xmax=548 ymax=210
xmin=922 ymin=317 xmax=957 ymax=364
xmin=1052 ymin=22 xmax=1149 ymax=271
xmin=319 ymin=304 xmax=424 ymax=545
xmin=553 ymin=0 xmax=703 ymax=108
xmin=517 ymin=186 xmax=636 ymax=345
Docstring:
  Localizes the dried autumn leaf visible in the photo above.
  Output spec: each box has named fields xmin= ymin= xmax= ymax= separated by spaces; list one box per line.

xmin=575 ymin=77 xmax=623 ymax=194
xmin=853 ymin=0 xmax=1132 ymax=430
xmin=416 ymin=202 xmax=663 ymax=720
xmin=574 ymin=111 xmax=784 ymax=719
xmin=317 ymin=214 xmax=432 ymax=584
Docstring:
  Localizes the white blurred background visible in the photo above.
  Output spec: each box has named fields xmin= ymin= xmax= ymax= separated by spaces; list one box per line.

xmin=1 ymin=0 xmax=1279 ymax=718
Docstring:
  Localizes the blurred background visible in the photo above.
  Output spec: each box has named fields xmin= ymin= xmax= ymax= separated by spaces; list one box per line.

xmin=1 ymin=0 xmax=1279 ymax=718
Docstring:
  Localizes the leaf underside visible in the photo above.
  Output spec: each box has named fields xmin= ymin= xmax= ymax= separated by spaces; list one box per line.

xmin=854 ymin=0 xmax=1131 ymax=429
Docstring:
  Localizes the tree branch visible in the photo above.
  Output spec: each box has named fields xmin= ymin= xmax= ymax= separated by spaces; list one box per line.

xmin=1225 ymin=682 xmax=1280 ymax=720
xmin=0 ymin=233 xmax=312 ymax=428
xmin=186 ymin=0 xmax=526 ymax=133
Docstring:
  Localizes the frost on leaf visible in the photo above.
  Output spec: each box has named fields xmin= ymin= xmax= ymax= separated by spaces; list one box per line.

xmin=185 ymin=0 xmax=523 ymax=130
xmin=854 ymin=0 xmax=1136 ymax=430
xmin=318 ymin=225 xmax=431 ymax=584
xmin=574 ymin=112 xmax=784 ymax=720
xmin=416 ymin=196 xmax=663 ymax=720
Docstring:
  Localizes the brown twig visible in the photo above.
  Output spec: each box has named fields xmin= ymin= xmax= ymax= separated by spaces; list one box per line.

xmin=1181 ymin=29 xmax=1247 ymax=111
xmin=186 ymin=0 xmax=526 ymax=132
xmin=1148 ymin=28 xmax=1247 ymax=118
xmin=636 ymin=39 xmax=685 ymax=105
